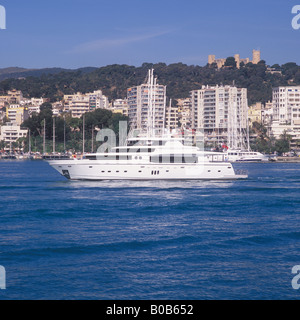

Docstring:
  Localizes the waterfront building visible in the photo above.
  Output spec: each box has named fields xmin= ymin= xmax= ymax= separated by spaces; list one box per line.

xmin=0 ymin=122 xmax=28 ymax=149
xmin=269 ymin=86 xmax=300 ymax=148
xmin=190 ymin=85 xmax=248 ymax=147
xmin=272 ymin=86 xmax=300 ymax=126
xmin=127 ymin=70 xmax=166 ymax=132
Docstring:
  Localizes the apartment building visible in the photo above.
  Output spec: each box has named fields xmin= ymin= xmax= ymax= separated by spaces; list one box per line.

xmin=7 ymin=89 xmax=23 ymax=104
xmin=6 ymin=105 xmax=29 ymax=125
xmin=63 ymin=90 xmax=109 ymax=118
xmin=176 ymin=98 xmax=192 ymax=129
xmin=88 ymin=90 xmax=109 ymax=111
xmin=26 ymin=97 xmax=47 ymax=115
xmin=0 ymin=89 xmax=23 ymax=107
xmin=165 ymin=103 xmax=179 ymax=131
xmin=191 ymin=85 xmax=248 ymax=129
xmin=248 ymin=102 xmax=263 ymax=127
xmin=0 ymin=122 xmax=28 ymax=146
xmin=269 ymin=86 xmax=300 ymax=147
xmin=272 ymin=86 xmax=300 ymax=126
xmin=111 ymin=99 xmax=128 ymax=116
xmin=190 ymin=85 xmax=248 ymax=147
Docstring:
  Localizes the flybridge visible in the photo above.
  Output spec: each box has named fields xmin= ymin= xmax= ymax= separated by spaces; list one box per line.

xmin=0 ymin=5 xmax=6 ymax=29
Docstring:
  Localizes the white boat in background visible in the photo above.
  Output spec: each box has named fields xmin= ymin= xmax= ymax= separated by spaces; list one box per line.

xmin=223 ymin=96 xmax=268 ymax=163
xmin=225 ymin=149 xmax=268 ymax=162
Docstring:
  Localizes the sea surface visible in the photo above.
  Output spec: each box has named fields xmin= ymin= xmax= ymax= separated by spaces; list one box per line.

xmin=0 ymin=160 xmax=300 ymax=300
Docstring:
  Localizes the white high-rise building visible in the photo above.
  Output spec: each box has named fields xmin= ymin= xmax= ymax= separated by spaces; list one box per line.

xmin=272 ymin=86 xmax=300 ymax=125
xmin=127 ymin=70 xmax=166 ymax=132
xmin=270 ymin=86 xmax=300 ymax=147
xmin=190 ymin=85 xmax=248 ymax=148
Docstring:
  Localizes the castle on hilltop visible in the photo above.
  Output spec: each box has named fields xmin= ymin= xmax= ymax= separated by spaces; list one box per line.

xmin=208 ymin=50 xmax=261 ymax=69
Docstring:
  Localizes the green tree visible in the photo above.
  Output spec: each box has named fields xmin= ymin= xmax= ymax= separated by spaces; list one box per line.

xmin=224 ymin=57 xmax=237 ymax=69
xmin=274 ymin=131 xmax=292 ymax=155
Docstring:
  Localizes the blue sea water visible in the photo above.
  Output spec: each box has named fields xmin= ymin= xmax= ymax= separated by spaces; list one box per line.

xmin=0 ymin=160 xmax=300 ymax=300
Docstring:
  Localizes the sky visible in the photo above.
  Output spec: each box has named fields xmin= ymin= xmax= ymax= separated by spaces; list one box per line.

xmin=0 ymin=0 xmax=299 ymax=69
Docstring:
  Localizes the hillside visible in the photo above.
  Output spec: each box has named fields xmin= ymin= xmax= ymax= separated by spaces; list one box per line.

xmin=0 ymin=66 xmax=97 ymax=81
xmin=0 ymin=61 xmax=299 ymax=104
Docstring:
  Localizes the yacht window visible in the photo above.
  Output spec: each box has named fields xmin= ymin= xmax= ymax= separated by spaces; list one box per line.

xmin=150 ymin=154 xmax=197 ymax=164
xmin=97 ymin=155 xmax=132 ymax=160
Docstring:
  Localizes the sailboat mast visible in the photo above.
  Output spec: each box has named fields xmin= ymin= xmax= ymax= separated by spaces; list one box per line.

xmin=29 ymin=129 xmax=31 ymax=154
xmin=147 ymin=69 xmax=155 ymax=137
xmin=246 ymin=103 xmax=250 ymax=151
xmin=43 ymin=119 xmax=46 ymax=155
xmin=82 ymin=114 xmax=85 ymax=155
xmin=53 ymin=117 xmax=55 ymax=154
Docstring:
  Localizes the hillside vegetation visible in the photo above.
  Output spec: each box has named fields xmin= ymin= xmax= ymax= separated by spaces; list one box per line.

xmin=0 ymin=60 xmax=299 ymax=104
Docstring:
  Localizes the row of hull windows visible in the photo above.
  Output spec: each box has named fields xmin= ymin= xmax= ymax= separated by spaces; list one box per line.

xmin=228 ymin=153 xmax=258 ymax=156
xmin=86 ymin=169 xmax=224 ymax=174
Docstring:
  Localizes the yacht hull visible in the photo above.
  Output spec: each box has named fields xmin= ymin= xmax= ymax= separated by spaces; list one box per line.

xmin=47 ymin=160 xmax=247 ymax=181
